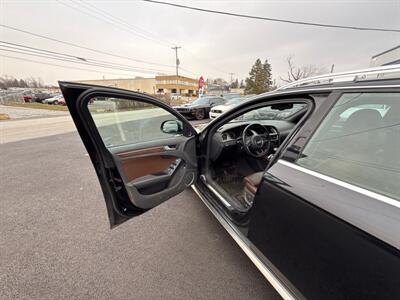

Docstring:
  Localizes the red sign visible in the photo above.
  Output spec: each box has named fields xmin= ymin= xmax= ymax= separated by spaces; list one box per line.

xmin=198 ymin=76 xmax=204 ymax=89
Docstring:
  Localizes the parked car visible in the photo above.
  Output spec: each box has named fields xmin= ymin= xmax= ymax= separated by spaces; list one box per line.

xmin=210 ymin=97 xmax=244 ymax=119
xmin=173 ymin=96 xmax=225 ymax=120
xmin=23 ymin=95 xmax=33 ymax=103
xmin=20 ymin=90 xmax=34 ymax=102
xmin=60 ymin=65 xmax=400 ymax=300
xmin=222 ymin=93 xmax=241 ymax=101
xmin=34 ymin=92 xmax=52 ymax=103
xmin=57 ymin=97 xmax=66 ymax=106
xmin=43 ymin=94 xmax=64 ymax=105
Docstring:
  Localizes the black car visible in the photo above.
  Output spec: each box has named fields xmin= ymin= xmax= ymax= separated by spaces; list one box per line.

xmin=34 ymin=92 xmax=52 ymax=103
xmin=173 ymin=96 xmax=225 ymax=120
xmin=60 ymin=65 xmax=400 ymax=300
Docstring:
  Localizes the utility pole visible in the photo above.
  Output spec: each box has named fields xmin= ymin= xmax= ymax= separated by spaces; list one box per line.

xmin=171 ymin=46 xmax=181 ymax=97
xmin=229 ymin=72 xmax=235 ymax=83
xmin=171 ymin=46 xmax=181 ymax=76
xmin=228 ymin=73 xmax=235 ymax=92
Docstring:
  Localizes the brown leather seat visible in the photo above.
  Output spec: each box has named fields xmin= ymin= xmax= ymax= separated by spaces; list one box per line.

xmin=244 ymin=172 xmax=263 ymax=196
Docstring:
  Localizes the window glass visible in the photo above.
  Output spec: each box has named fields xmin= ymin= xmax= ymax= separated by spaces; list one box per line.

xmin=297 ymin=93 xmax=400 ymax=200
xmin=230 ymin=103 xmax=306 ymax=122
xmin=212 ymin=98 xmax=224 ymax=105
xmin=226 ymin=98 xmax=243 ymax=105
xmin=192 ymin=97 xmax=209 ymax=105
xmin=88 ymin=97 xmax=181 ymax=148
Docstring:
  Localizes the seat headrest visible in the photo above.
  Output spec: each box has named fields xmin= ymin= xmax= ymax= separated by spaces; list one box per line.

xmin=343 ymin=109 xmax=383 ymax=134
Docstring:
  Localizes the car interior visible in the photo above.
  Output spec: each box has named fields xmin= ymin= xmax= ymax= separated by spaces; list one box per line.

xmin=203 ymin=100 xmax=310 ymax=219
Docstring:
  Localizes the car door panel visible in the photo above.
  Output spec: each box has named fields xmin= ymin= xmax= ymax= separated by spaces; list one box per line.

xmin=117 ymin=151 xmax=177 ymax=182
xmin=110 ymin=136 xmax=197 ymax=209
xmin=248 ymin=163 xmax=400 ymax=300
xmin=60 ymin=82 xmax=198 ymax=226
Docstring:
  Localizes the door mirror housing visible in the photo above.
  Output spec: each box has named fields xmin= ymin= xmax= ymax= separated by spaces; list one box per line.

xmin=161 ymin=120 xmax=183 ymax=134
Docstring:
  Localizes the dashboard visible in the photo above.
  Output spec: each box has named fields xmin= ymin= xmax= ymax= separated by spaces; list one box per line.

xmin=210 ymin=120 xmax=296 ymax=161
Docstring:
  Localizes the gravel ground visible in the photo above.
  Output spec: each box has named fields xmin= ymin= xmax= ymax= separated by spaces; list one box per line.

xmin=0 ymin=104 xmax=67 ymax=119
xmin=0 ymin=131 xmax=280 ymax=300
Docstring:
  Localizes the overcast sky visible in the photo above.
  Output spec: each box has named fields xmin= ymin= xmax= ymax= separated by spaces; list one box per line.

xmin=1 ymin=0 xmax=399 ymax=85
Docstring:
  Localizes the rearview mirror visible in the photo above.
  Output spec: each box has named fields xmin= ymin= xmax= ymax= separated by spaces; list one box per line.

xmin=161 ymin=120 xmax=183 ymax=134
xmin=271 ymin=103 xmax=293 ymax=110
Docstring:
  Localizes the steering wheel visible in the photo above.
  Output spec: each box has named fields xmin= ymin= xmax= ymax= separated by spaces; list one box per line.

xmin=242 ymin=123 xmax=271 ymax=158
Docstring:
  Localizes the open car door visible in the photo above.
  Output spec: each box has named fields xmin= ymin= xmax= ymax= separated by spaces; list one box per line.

xmin=60 ymin=82 xmax=198 ymax=227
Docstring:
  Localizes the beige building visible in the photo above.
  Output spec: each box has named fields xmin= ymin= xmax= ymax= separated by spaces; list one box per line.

xmin=155 ymin=75 xmax=199 ymax=96
xmin=78 ymin=75 xmax=200 ymax=96
xmin=78 ymin=77 xmax=157 ymax=94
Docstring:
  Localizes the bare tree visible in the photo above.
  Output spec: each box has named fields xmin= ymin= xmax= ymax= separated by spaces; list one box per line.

xmin=280 ymin=56 xmax=326 ymax=83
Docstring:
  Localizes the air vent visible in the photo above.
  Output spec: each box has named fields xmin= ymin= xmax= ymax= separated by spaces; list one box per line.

xmin=269 ymin=128 xmax=278 ymax=141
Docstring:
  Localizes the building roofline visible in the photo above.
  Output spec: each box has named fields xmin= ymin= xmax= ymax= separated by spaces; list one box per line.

xmin=372 ymin=45 xmax=400 ymax=59
xmin=78 ymin=77 xmax=154 ymax=82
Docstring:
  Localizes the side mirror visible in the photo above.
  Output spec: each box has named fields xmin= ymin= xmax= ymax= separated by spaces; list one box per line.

xmin=161 ymin=120 xmax=183 ymax=134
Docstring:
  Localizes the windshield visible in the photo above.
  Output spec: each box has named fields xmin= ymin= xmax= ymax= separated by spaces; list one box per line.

xmin=223 ymin=94 xmax=240 ymax=100
xmin=192 ymin=97 xmax=209 ymax=105
xmin=226 ymin=98 xmax=242 ymax=106
xmin=230 ymin=103 xmax=307 ymax=122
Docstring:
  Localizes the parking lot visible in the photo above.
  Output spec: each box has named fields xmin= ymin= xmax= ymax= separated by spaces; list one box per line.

xmin=0 ymin=109 xmax=280 ymax=299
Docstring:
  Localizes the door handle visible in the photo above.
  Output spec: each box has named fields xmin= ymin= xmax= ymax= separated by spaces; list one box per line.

xmin=163 ymin=145 xmax=177 ymax=151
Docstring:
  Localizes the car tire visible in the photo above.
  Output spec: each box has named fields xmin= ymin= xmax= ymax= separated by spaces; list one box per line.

xmin=195 ymin=109 xmax=205 ymax=120
xmin=54 ymin=101 xmax=58 ymax=105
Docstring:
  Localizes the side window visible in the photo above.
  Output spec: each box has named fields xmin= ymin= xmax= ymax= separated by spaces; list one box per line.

xmin=88 ymin=97 xmax=183 ymax=148
xmin=297 ymin=92 xmax=400 ymax=200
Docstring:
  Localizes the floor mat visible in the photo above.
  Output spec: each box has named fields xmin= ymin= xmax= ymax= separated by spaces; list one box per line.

xmin=216 ymin=172 xmax=249 ymax=209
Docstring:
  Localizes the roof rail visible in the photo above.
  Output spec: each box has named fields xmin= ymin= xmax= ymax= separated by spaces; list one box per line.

xmin=277 ymin=64 xmax=400 ymax=90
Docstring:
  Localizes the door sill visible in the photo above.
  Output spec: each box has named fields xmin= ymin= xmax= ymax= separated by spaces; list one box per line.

xmin=191 ymin=185 xmax=299 ymax=300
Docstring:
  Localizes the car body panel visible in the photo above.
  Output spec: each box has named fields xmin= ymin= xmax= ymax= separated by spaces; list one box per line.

xmin=248 ymin=168 xmax=400 ymax=299
xmin=210 ymin=98 xmax=245 ymax=119
xmin=43 ymin=94 xmax=63 ymax=104
xmin=209 ymin=104 xmax=234 ymax=119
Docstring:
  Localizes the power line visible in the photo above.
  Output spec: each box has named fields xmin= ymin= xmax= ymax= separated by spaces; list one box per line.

xmin=0 ymin=47 xmax=163 ymax=75
xmin=179 ymin=66 xmax=197 ymax=76
xmin=0 ymin=24 xmax=174 ymax=68
xmin=0 ymin=54 xmax=137 ymax=77
xmin=74 ymin=0 xmax=175 ymax=48
xmin=143 ymin=0 xmax=400 ymax=33
xmin=62 ymin=0 xmax=199 ymax=75
xmin=56 ymin=0 xmax=172 ymax=48
xmin=61 ymin=0 xmax=223 ymax=77
xmin=0 ymin=45 xmax=171 ymax=75
xmin=0 ymin=41 xmax=173 ymax=73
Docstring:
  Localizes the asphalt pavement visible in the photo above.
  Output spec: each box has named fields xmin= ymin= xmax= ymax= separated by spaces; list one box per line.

xmin=0 ymin=121 xmax=280 ymax=299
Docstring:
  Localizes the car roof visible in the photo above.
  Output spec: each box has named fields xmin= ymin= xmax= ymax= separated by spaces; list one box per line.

xmin=277 ymin=64 xmax=400 ymax=91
